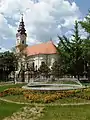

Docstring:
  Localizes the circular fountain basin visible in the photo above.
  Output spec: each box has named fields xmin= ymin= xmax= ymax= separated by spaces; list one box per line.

xmin=22 ymin=83 xmax=85 ymax=91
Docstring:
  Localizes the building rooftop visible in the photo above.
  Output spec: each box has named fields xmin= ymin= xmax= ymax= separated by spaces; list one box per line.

xmin=25 ymin=41 xmax=57 ymax=56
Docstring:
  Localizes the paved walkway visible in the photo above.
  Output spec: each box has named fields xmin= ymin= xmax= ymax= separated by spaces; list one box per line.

xmin=1 ymin=97 xmax=90 ymax=106
xmin=3 ymin=106 xmax=44 ymax=120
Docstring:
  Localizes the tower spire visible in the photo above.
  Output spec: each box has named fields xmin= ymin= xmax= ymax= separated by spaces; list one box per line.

xmin=16 ymin=14 xmax=27 ymax=53
xmin=17 ymin=14 xmax=27 ymax=36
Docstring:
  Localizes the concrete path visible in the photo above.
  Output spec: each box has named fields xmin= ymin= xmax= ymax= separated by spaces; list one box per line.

xmin=3 ymin=106 xmax=44 ymax=120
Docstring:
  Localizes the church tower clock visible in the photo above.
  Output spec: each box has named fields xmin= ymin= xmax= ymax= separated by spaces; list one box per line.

xmin=16 ymin=14 xmax=27 ymax=53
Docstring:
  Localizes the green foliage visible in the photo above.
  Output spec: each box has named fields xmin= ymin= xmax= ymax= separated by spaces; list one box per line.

xmin=71 ymin=21 xmax=84 ymax=76
xmin=0 ymin=51 xmax=18 ymax=81
xmin=57 ymin=11 xmax=90 ymax=78
xmin=58 ymin=35 xmax=72 ymax=74
xmin=79 ymin=10 xmax=90 ymax=78
xmin=38 ymin=62 xmax=50 ymax=78
xmin=83 ymin=39 xmax=90 ymax=61
xmin=51 ymin=61 xmax=62 ymax=78
xmin=58 ymin=21 xmax=84 ymax=78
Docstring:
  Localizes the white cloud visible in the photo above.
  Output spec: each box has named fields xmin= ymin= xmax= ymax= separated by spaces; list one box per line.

xmin=0 ymin=46 xmax=8 ymax=52
xmin=0 ymin=0 xmax=82 ymax=49
xmin=65 ymin=25 xmax=88 ymax=40
xmin=79 ymin=28 xmax=88 ymax=39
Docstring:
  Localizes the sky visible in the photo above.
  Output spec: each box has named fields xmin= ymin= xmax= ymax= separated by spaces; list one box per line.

xmin=0 ymin=0 xmax=89 ymax=52
xmin=75 ymin=0 xmax=90 ymax=16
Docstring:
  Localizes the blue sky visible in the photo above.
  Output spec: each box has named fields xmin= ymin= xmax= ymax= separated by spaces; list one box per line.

xmin=75 ymin=0 xmax=90 ymax=16
xmin=0 ymin=0 xmax=89 ymax=52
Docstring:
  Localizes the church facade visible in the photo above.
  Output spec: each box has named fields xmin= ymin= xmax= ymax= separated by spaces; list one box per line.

xmin=15 ymin=15 xmax=58 ymax=82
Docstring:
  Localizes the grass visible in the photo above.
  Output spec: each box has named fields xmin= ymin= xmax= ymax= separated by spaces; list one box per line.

xmin=0 ymin=83 xmax=26 ymax=92
xmin=40 ymin=105 xmax=90 ymax=120
xmin=3 ymin=95 xmax=30 ymax=103
xmin=54 ymin=97 xmax=90 ymax=104
xmin=0 ymin=100 xmax=24 ymax=120
xmin=82 ymin=83 xmax=90 ymax=86
xmin=3 ymin=95 xmax=90 ymax=104
xmin=0 ymin=83 xmax=25 ymax=119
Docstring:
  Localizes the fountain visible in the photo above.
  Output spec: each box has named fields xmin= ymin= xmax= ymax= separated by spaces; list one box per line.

xmin=22 ymin=77 xmax=85 ymax=90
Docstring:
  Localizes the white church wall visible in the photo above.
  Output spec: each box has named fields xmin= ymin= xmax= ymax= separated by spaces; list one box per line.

xmin=27 ymin=53 xmax=58 ymax=69
xmin=49 ymin=54 xmax=58 ymax=67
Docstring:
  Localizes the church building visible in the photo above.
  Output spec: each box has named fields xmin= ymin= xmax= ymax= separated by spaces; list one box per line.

xmin=15 ymin=15 xmax=58 ymax=82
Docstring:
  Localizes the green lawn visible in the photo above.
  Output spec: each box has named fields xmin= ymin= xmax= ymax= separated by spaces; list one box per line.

xmin=0 ymin=83 xmax=25 ymax=120
xmin=0 ymin=83 xmax=25 ymax=92
xmin=0 ymin=100 xmax=24 ymax=120
xmin=3 ymin=95 xmax=90 ymax=104
xmin=40 ymin=105 xmax=90 ymax=120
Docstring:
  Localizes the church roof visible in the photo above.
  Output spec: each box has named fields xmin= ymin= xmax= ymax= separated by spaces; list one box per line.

xmin=25 ymin=41 xmax=57 ymax=56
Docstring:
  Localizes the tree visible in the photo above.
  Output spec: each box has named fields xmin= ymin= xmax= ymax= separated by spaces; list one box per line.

xmin=71 ymin=21 xmax=84 ymax=79
xmin=58 ymin=21 xmax=84 ymax=79
xmin=58 ymin=35 xmax=72 ymax=75
xmin=38 ymin=62 xmax=50 ymax=78
xmin=79 ymin=10 xmax=90 ymax=79
xmin=51 ymin=61 xmax=61 ymax=79
xmin=0 ymin=51 xmax=17 ymax=81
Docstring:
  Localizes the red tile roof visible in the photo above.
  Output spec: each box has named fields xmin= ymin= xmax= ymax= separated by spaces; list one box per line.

xmin=25 ymin=41 xmax=57 ymax=56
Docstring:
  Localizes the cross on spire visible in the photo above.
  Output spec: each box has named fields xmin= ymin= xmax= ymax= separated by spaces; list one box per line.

xmin=21 ymin=13 xmax=23 ymax=19
xmin=21 ymin=13 xmax=23 ymax=17
xmin=20 ymin=13 xmax=24 ymax=22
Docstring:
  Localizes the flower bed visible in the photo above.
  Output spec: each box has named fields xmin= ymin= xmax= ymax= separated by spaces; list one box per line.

xmin=0 ymin=87 xmax=89 ymax=103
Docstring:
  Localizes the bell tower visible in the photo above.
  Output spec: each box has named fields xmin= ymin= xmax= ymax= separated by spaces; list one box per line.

xmin=16 ymin=14 xmax=27 ymax=53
